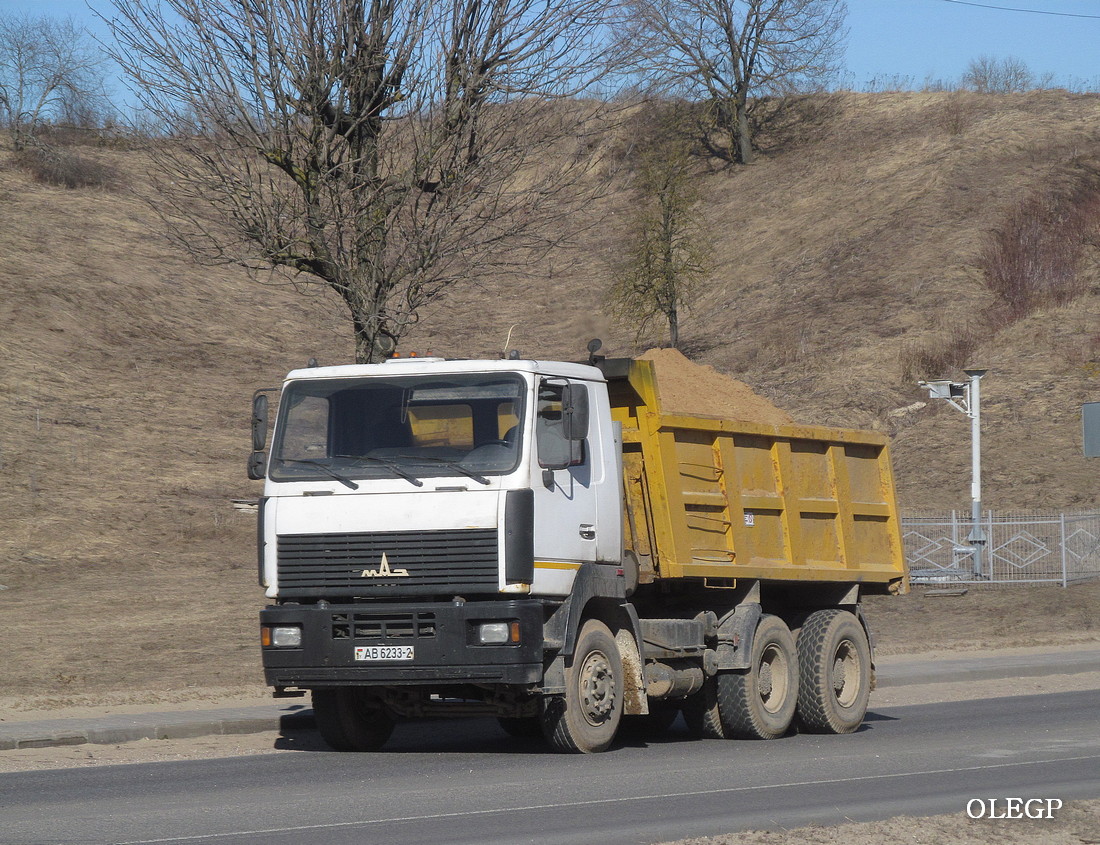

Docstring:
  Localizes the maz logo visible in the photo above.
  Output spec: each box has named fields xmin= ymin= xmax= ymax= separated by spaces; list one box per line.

xmin=360 ymin=552 xmax=409 ymax=578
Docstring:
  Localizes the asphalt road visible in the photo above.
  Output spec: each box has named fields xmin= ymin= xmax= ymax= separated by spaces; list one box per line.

xmin=2 ymin=690 xmax=1098 ymax=845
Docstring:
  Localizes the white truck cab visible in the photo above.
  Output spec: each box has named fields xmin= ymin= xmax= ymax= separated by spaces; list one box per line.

xmin=255 ymin=357 xmax=632 ymax=752
xmin=258 ymin=358 xmax=622 ymax=600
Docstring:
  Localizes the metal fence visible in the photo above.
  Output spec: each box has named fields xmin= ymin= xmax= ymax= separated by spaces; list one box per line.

xmin=901 ymin=510 xmax=1100 ymax=586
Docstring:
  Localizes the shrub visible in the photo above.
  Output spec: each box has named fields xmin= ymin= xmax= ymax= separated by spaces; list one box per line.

xmin=11 ymin=144 xmax=123 ymax=190
xmin=940 ymin=92 xmax=977 ymax=136
xmin=982 ymin=167 xmax=1100 ymax=321
xmin=901 ymin=329 xmax=979 ymax=382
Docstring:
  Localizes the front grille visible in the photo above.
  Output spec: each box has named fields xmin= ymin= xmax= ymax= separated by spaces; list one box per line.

xmin=277 ymin=528 xmax=498 ymax=597
xmin=331 ymin=611 xmax=437 ymax=640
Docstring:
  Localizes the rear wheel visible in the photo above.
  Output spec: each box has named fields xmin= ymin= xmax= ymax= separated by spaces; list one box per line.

xmin=716 ymin=615 xmax=798 ymax=740
xmin=312 ymin=687 xmax=394 ymax=751
xmin=541 ymin=619 xmax=623 ymax=753
xmin=681 ymin=677 xmax=727 ymax=739
xmin=796 ymin=609 xmax=871 ymax=734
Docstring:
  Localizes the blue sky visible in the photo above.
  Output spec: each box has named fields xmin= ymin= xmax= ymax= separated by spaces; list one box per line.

xmin=4 ymin=0 xmax=1100 ymax=92
xmin=845 ymin=0 xmax=1100 ymax=89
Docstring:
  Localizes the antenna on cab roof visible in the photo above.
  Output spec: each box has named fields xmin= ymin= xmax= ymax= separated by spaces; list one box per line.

xmin=501 ymin=324 xmax=519 ymax=359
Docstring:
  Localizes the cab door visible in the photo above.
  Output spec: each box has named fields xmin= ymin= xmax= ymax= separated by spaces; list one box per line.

xmin=530 ymin=378 xmax=599 ymax=594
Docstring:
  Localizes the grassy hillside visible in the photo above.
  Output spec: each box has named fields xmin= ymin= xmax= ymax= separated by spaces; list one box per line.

xmin=2 ymin=90 xmax=1100 ymax=700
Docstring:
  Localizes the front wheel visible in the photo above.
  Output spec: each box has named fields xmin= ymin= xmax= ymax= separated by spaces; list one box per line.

xmin=716 ymin=615 xmax=798 ymax=740
xmin=542 ymin=619 xmax=623 ymax=753
xmin=796 ymin=609 xmax=872 ymax=734
xmin=312 ymin=687 xmax=394 ymax=751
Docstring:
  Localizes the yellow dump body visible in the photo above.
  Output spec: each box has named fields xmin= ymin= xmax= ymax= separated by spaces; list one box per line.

xmin=607 ymin=360 xmax=908 ymax=594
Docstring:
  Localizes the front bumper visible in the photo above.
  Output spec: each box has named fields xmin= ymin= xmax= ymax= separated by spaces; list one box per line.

xmin=261 ymin=599 xmax=544 ymax=688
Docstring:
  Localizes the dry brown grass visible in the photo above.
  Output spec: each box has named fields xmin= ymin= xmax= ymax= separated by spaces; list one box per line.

xmin=0 ymin=137 xmax=351 ymax=699
xmin=4 ymin=92 xmax=1100 ymax=701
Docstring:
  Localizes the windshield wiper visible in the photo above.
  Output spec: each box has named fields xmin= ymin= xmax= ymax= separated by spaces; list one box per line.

xmin=278 ymin=458 xmax=359 ymax=490
xmin=334 ymin=454 xmax=425 ymax=488
xmin=397 ymin=454 xmax=491 ymax=486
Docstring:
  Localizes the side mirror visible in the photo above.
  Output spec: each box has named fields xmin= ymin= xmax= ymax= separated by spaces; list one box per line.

xmin=247 ymin=450 xmax=267 ymax=480
xmin=251 ymin=393 xmax=270 ymax=451
xmin=561 ymin=384 xmax=589 ymax=441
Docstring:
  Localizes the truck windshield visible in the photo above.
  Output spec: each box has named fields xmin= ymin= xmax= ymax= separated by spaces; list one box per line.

xmin=269 ymin=373 xmax=526 ymax=485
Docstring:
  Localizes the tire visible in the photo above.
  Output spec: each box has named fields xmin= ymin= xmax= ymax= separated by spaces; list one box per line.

xmin=497 ymin=716 xmax=544 ymax=739
xmin=796 ymin=609 xmax=872 ymax=734
xmin=681 ymin=677 xmax=728 ymax=739
xmin=312 ymin=687 xmax=395 ymax=751
xmin=716 ymin=614 xmax=798 ymax=740
xmin=541 ymin=619 xmax=623 ymax=753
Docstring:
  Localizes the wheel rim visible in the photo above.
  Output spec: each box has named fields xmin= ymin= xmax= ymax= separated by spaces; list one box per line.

xmin=578 ymin=649 xmax=617 ymax=726
xmin=831 ymin=638 xmax=862 ymax=707
xmin=758 ymin=643 xmax=789 ymax=714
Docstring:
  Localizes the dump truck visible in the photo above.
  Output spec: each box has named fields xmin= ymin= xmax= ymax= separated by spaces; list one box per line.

xmin=250 ymin=348 xmax=908 ymax=753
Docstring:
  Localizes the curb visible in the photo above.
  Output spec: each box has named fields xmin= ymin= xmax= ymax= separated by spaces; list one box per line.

xmin=874 ymin=649 xmax=1100 ymax=688
xmin=0 ymin=706 xmax=314 ymax=752
xmin=2 ymin=649 xmax=1098 ymax=751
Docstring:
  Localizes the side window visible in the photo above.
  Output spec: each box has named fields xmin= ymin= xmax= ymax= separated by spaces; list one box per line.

xmin=537 ymin=381 xmax=583 ymax=468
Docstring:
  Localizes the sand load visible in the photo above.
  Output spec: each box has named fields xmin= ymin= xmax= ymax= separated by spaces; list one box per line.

xmin=637 ymin=347 xmax=793 ymax=426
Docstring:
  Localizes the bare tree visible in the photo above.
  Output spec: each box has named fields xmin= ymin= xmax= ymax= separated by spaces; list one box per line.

xmin=621 ymin=0 xmax=846 ymax=164
xmin=962 ymin=56 xmax=1037 ymax=94
xmin=608 ymin=104 xmax=708 ymax=348
xmin=0 ymin=13 xmax=110 ymax=148
xmin=105 ymin=0 xmax=613 ymax=362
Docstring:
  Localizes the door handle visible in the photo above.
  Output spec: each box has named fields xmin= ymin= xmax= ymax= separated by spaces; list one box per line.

xmin=579 ymin=524 xmax=596 ymax=540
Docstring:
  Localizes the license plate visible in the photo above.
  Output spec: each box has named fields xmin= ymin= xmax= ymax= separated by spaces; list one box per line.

xmin=354 ymin=645 xmax=414 ymax=662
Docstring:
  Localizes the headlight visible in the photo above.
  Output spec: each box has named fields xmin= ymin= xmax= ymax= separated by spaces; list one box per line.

xmin=263 ymin=625 xmax=302 ymax=648
xmin=478 ymin=622 xmax=510 ymax=644
xmin=477 ymin=621 xmax=520 ymax=644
